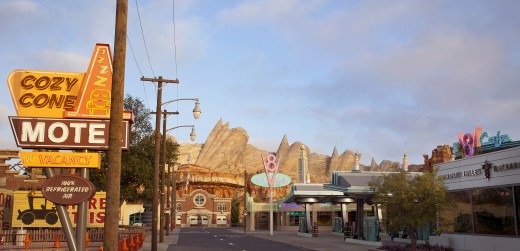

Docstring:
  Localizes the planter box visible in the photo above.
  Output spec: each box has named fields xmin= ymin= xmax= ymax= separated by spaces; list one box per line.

xmin=297 ymin=232 xmax=314 ymax=238
xmin=429 ymin=236 xmax=449 ymax=247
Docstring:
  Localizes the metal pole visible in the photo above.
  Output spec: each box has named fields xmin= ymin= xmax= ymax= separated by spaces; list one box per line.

xmin=243 ymin=170 xmax=247 ymax=234
xmin=152 ymin=79 xmax=163 ymax=251
xmin=105 ymin=0 xmax=127 ymax=250
xmin=270 ymin=188 xmax=273 ymax=236
xmin=166 ymin=161 xmax=171 ymax=236
xmin=160 ymin=110 xmax=167 ymax=242
xmin=76 ymin=164 xmax=89 ymax=251
xmin=172 ymin=164 xmax=177 ymax=229
xmin=45 ymin=168 xmax=78 ymax=251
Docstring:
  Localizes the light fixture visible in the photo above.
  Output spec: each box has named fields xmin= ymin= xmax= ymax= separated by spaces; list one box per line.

xmin=193 ymin=101 xmax=201 ymax=119
xmin=190 ymin=127 xmax=196 ymax=141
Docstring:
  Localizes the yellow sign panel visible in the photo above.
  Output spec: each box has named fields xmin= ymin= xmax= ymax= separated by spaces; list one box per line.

xmin=11 ymin=191 xmax=106 ymax=228
xmin=7 ymin=70 xmax=85 ymax=118
xmin=20 ymin=151 xmax=101 ymax=168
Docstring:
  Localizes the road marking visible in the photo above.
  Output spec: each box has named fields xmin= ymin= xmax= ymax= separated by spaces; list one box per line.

xmin=214 ymin=235 xmax=217 ymax=237
xmin=220 ymin=239 xmax=224 ymax=241
xmin=229 ymin=243 xmax=234 ymax=246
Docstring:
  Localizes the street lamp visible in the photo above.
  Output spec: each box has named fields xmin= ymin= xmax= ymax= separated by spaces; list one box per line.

xmin=162 ymin=98 xmax=201 ymax=119
xmin=158 ymin=98 xmax=200 ymax=240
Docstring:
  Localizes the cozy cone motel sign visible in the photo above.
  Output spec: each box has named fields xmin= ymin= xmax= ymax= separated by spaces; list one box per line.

xmin=6 ymin=44 xmax=133 ymax=233
xmin=8 ymin=43 xmax=133 ymax=151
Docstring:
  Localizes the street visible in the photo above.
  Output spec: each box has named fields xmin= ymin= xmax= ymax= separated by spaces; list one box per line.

xmin=170 ymin=228 xmax=312 ymax=251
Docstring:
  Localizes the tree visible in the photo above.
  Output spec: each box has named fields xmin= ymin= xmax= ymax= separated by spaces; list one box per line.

xmin=369 ymin=169 xmax=452 ymax=248
xmin=90 ymin=95 xmax=179 ymax=204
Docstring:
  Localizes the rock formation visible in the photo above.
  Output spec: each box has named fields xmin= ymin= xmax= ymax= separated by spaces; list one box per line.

xmin=179 ymin=119 xmax=414 ymax=199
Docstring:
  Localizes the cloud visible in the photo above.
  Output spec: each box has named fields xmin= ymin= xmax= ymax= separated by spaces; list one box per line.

xmin=0 ymin=104 xmax=16 ymax=149
xmin=33 ymin=49 xmax=90 ymax=72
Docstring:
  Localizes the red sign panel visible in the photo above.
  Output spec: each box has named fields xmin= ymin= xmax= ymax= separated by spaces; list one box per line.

xmin=9 ymin=116 xmax=130 ymax=150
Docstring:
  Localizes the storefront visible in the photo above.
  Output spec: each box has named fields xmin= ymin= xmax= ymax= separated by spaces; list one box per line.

xmin=436 ymin=146 xmax=520 ymax=251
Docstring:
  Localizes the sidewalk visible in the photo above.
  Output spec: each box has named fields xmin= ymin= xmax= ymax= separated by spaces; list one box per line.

xmin=141 ymin=227 xmax=376 ymax=251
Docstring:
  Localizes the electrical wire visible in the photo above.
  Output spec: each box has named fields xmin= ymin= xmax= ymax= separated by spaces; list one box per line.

xmin=135 ymin=0 xmax=156 ymax=77
xmin=173 ymin=0 xmax=180 ymax=133
xmin=127 ymin=34 xmax=151 ymax=109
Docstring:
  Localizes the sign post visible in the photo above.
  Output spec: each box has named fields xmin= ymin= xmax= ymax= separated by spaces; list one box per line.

xmin=261 ymin=154 xmax=281 ymax=236
xmin=6 ymin=44 xmax=133 ymax=251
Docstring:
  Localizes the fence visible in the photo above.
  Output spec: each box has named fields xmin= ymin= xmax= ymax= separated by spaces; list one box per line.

xmin=0 ymin=228 xmax=146 ymax=250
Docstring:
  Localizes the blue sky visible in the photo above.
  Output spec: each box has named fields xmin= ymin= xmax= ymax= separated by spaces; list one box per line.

xmin=1 ymin=0 xmax=519 ymax=165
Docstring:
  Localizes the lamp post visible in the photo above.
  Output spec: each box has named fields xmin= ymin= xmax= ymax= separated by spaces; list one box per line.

xmin=159 ymin=98 xmax=200 ymax=240
xmin=165 ymin=125 xmax=196 ymax=233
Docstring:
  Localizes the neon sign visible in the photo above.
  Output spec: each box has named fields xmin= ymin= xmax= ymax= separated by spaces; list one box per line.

xmin=455 ymin=128 xmax=513 ymax=158
xmin=480 ymin=131 xmax=511 ymax=147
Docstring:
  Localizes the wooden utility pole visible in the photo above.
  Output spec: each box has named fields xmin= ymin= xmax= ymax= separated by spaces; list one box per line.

xmin=155 ymin=110 xmax=178 ymax=240
xmin=141 ymin=77 xmax=178 ymax=251
xmin=105 ymin=0 xmax=127 ymax=250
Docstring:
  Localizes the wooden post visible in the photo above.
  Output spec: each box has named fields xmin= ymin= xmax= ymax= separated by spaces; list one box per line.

xmin=105 ymin=0 xmax=127 ymax=250
xmin=141 ymin=77 xmax=178 ymax=251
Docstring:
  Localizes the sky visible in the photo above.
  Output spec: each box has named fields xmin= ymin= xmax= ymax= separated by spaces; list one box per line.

xmin=1 ymin=0 xmax=519 ymax=165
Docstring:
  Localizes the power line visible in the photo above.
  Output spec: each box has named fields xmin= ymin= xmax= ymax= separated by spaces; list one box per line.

xmin=135 ymin=0 xmax=156 ymax=77
xmin=172 ymin=0 xmax=179 ymax=79
xmin=127 ymin=34 xmax=151 ymax=110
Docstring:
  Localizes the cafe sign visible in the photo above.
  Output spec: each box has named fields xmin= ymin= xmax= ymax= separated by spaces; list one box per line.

xmin=251 ymin=173 xmax=292 ymax=188
xmin=41 ymin=174 xmax=96 ymax=205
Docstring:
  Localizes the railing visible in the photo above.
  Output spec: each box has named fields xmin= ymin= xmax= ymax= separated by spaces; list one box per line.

xmin=0 ymin=228 xmax=146 ymax=250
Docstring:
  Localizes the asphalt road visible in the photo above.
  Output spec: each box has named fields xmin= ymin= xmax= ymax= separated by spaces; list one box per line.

xmin=169 ymin=228 xmax=312 ymax=251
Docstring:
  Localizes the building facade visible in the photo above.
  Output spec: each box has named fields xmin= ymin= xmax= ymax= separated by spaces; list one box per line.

xmin=175 ymin=189 xmax=231 ymax=227
xmin=436 ymin=146 xmax=520 ymax=251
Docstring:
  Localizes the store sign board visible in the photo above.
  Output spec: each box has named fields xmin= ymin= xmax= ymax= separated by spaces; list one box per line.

xmin=9 ymin=116 xmax=130 ymax=150
xmin=7 ymin=70 xmax=85 ymax=118
xmin=251 ymin=173 xmax=292 ymax=188
xmin=11 ymin=191 xmax=106 ymax=228
xmin=41 ymin=174 xmax=96 ymax=205
xmin=20 ymin=151 xmax=101 ymax=168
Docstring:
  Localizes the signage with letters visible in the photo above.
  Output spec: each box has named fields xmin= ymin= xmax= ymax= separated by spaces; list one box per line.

xmin=20 ymin=151 xmax=101 ymax=168
xmin=251 ymin=173 xmax=292 ymax=188
xmin=11 ymin=191 xmax=106 ymax=228
xmin=41 ymin=174 xmax=96 ymax=205
xmin=9 ymin=116 xmax=130 ymax=150
xmin=7 ymin=71 xmax=84 ymax=118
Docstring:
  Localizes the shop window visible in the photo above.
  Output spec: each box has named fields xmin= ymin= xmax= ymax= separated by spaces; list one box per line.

xmin=515 ymin=186 xmax=520 ymax=236
xmin=472 ymin=187 xmax=515 ymax=236
xmin=287 ymin=212 xmax=304 ymax=226
xmin=442 ymin=191 xmax=473 ymax=233
xmin=217 ymin=203 xmax=227 ymax=212
xmin=317 ymin=211 xmax=332 ymax=226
